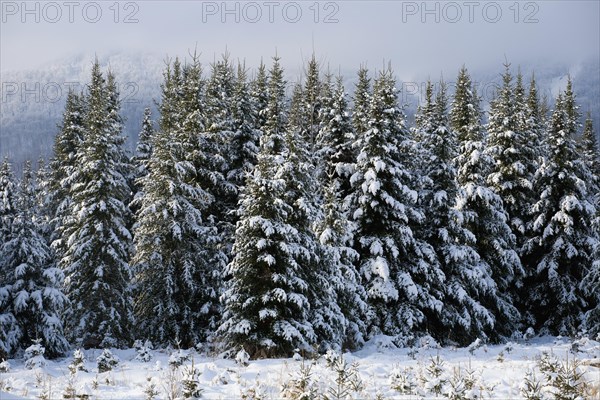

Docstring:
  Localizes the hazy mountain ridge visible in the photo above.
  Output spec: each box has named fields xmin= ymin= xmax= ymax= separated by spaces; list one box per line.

xmin=1 ymin=52 xmax=598 ymax=169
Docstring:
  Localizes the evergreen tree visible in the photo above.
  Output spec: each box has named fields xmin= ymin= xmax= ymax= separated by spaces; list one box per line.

xmin=49 ymin=89 xmax=86 ymax=258
xmin=563 ymin=76 xmax=581 ymax=137
xmin=0 ymin=162 xmax=69 ymax=358
xmin=183 ymin=55 xmax=232 ymax=338
xmin=352 ymin=66 xmax=371 ymax=137
xmin=349 ymin=68 xmax=444 ymax=341
xmin=580 ymin=112 xmax=600 ymax=189
xmin=34 ymin=158 xmax=54 ymax=244
xmin=416 ymin=80 xmax=500 ymax=344
xmin=485 ymin=64 xmax=536 ymax=256
xmin=316 ymin=76 xmax=356 ymax=204
xmin=580 ymin=114 xmax=600 ymax=336
xmin=0 ymin=159 xmax=19 ymax=358
xmin=219 ymin=57 xmax=319 ymax=358
xmin=250 ymin=60 xmax=269 ymax=131
xmin=130 ymin=107 xmax=155 ymax=214
xmin=60 ymin=61 xmax=133 ymax=348
xmin=314 ymin=78 xmax=368 ymax=348
xmin=227 ymin=62 xmax=260 ymax=190
xmin=526 ymin=93 xmax=598 ymax=335
xmin=451 ymin=67 xmax=523 ymax=340
xmin=302 ymin=55 xmax=322 ymax=152
xmin=133 ymin=57 xmax=216 ymax=347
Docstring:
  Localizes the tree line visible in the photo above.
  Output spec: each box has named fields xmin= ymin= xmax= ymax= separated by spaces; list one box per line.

xmin=0 ymin=54 xmax=598 ymax=360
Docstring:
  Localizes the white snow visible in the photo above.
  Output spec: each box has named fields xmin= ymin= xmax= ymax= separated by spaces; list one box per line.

xmin=0 ymin=337 xmax=598 ymax=399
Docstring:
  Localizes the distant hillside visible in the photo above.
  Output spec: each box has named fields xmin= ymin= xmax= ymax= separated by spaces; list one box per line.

xmin=1 ymin=53 xmax=598 ymax=169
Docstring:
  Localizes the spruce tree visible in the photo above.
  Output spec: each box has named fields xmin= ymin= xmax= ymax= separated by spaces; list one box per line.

xmin=416 ymin=80 xmax=500 ymax=344
xmin=219 ymin=57 xmax=318 ymax=358
xmin=250 ymin=60 xmax=269 ymax=131
xmin=352 ymin=66 xmax=371 ymax=137
xmin=0 ymin=158 xmax=19 ymax=358
xmin=526 ymin=93 xmax=598 ymax=335
xmin=563 ymin=76 xmax=581 ymax=137
xmin=316 ymin=76 xmax=356 ymax=206
xmin=130 ymin=107 xmax=155 ymax=214
xmin=60 ymin=61 xmax=133 ymax=348
xmin=485 ymin=65 xmax=536 ymax=257
xmin=314 ymin=77 xmax=368 ymax=348
xmin=49 ymin=89 xmax=86 ymax=258
xmin=1 ymin=162 xmax=69 ymax=358
xmin=349 ymin=68 xmax=444 ymax=341
xmin=302 ymin=55 xmax=322 ymax=152
xmin=133 ymin=57 xmax=216 ymax=347
xmin=227 ymin=62 xmax=260 ymax=190
xmin=183 ymin=55 xmax=231 ymax=338
xmin=451 ymin=67 xmax=523 ymax=340
xmin=580 ymin=114 xmax=600 ymax=336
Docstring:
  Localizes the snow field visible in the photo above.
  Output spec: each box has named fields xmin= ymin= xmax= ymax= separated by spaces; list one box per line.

xmin=0 ymin=336 xmax=599 ymax=399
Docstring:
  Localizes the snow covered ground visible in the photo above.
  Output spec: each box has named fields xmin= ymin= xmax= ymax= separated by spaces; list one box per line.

xmin=1 ymin=335 xmax=599 ymax=399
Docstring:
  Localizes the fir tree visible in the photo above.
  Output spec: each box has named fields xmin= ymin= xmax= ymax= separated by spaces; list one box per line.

xmin=49 ymin=89 xmax=86 ymax=258
xmin=133 ymin=57 xmax=216 ymax=347
xmin=349 ymin=68 xmax=444 ymax=341
xmin=219 ymin=57 xmax=318 ymax=358
xmin=563 ymin=76 xmax=581 ymax=137
xmin=579 ymin=113 xmax=600 ymax=336
xmin=451 ymin=66 xmax=523 ymax=340
xmin=250 ymin=60 xmax=269 ymax=131
xmin=316 ymin=76 xmax=356 ymax=202
xmin=183 ymin=55 xmax=232 ymax=339
xmin=486 ymin=64 xmax=536 ymax=257
xmin=526 ymin=93 xmax=598 ymax=335
xmin=1 ymin=162 xmax=69 ymax=358
xmin=302 ymin=55 xmax=322 ymax=152
xmin=227 ymin=62 xmax=260 ymax=190
xmin=0 ymin=158 xmax=19 ymax=358
xmin=130 ymin=107 xmax=155 ymax=214
xmin=352 ymin=66 xmax=371 ymax=137
xmin=315 ymin=75 xmax=366 ymax=348
xmin=416 ymin=80 xmax=499 ymax=344
xmin=60 ymin=61 xmax=133 ymax=348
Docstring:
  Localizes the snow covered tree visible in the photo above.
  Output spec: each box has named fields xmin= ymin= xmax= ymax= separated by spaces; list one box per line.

xmin=416 ymin=80 xmax=500 ymax=344
xmin=60 ymin=60 xmax=133 ymax=348
xmin=302 ymin=55 xmax=322 ymax=152
xmin=314 ymin=75 xmax=368 ymax=349
xmin=0 ymin=158 xmax=19 ymax=358
xmin=250 ymin=60 xmax=269 ymax=131
xmin=486 ymin=64 xmax=537 ymax=258
xmin=0 ymin=162 xmax=68 ymax=358
xmin=219 ymin=57 xmax=319 ymax=358
xmin=49 ymin=89 xmax=86 ymax=257
xmin=451 ymin=66 xmax=523 ymax=340
xmin=563 ymin=76 xmax=581 ymax=137
xmin=349 ymin=67 xmax=444 ymax=342
xmin=227 ymin=62 xmax=260 ymax=190
xmin=316 ymin=76 xmax=356 ymax=202
xmin=352 ymin=66 xmax=371 ymax=137
xmin=286 ymin=75 xmax=344 ymax=352
xmin=183 ymin=55 xmax=232 ymax=339
xmin=525 ymin=93 xmax=598 ymax=335
xmin=130 ymin=107 xmax=155 ymax=214
xmin=133 ymin=57 xmax=218 ymax=347
xmin=580 ymin=112 xmax=600 ymax=191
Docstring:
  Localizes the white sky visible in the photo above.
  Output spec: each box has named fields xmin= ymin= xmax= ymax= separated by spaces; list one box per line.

xmin=1 ymin=0 xmax=599 ymax=77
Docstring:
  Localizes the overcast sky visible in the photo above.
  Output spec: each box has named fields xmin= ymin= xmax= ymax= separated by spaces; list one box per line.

xmin=1 ymin=0 xmax=599 ymax=78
